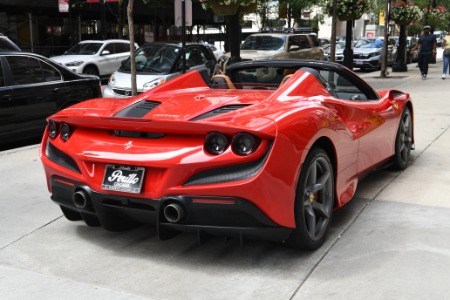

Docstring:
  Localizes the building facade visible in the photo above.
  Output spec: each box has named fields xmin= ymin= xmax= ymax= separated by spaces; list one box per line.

xmin=0 ymin=0 xmax=217 ymax=56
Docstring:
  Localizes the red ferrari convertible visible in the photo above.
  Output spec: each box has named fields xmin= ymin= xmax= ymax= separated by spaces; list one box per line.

xmin=40 ymin=60 xmax=414 ymax=250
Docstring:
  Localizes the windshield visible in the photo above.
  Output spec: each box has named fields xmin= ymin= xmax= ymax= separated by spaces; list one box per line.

xmin=241 ymin=36 xmax=286 ymax=51
xmin=120 ymin=44 xmax=180 ymax=74
xmin=65 ymin=43 xmax=103 ymax=55
xmin=355 ymin=39 xmax=384 ymax=48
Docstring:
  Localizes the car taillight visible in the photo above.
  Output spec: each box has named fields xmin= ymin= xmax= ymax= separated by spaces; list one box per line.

xmin=47 ymin=121 xmax=74 ymax=142
xmin=204 ymin=132 xmax=230 ymax=155
xmin=232 ymin=132 xmax=260 ymax=156
xmin=60 ymin=122 xmax=72 ymax=142
xmin=48 ymin=120 xmax=59 ymax=139
xmin=204 ymin=132 xmax=261 ymax=156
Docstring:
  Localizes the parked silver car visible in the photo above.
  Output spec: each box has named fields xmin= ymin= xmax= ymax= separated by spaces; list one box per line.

xmin=325 ymin=41 xmax=345 ymax=63
xmin=103 ymin=42 xmax=218 ymax=98
xmin=353 ymin=37 xmax=397 ymax=70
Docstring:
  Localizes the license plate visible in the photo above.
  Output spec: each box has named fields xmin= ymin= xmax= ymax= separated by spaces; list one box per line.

xmin=102 ymin=165 xmax=145 ymax=194
xmin=355 ymin=59 xmax=364 ymax=65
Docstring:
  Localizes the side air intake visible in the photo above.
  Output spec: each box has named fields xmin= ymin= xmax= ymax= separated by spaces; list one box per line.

xmin=190 ymin=104 xmax=250 ymax=121
xmin=115 ymin=100 xmax=161 ymax=118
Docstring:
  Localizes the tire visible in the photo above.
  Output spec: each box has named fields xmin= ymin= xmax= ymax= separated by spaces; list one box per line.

xmin=392 ymin=107 xmax=413 ymax=170
xmin=83 ymin=65 xmax=99 ymax=76
xmin=60 ymin=205 xmax=82 ymax=221
xmin=287 ymin=147 xmax=334 ymax=250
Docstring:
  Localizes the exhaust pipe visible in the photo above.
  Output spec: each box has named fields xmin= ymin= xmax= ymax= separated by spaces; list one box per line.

xmin=163 ymin=203 xmax=186 ymax=223
xmin=73 ymin=190 xmax=90 ymax=209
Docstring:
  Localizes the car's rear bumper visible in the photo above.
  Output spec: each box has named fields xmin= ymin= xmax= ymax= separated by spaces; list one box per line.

xmin=50 ymin=175 xmax=293 ymax=241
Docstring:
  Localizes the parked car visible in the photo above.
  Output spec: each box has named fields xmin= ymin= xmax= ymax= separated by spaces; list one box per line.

xmin=103 ymin=42 xmax=217 ymax=98
xmin=0 ymin=33 xmax=21 ymax=51
xmin=324 ymin=41 xmax=345 ymax=63
xmin=433 ymin=30 xmax=446 ymax=47
xmin=40 ymin=59 xmax=414 ymax=250
xmin=50 ymin=39 xmax=136 ymax=79
xmin=239 ymin=32 xmax=323 ymax=61
xmin=204 ymin=43 xmax=224 ymax=60
xmin=353 ymin=37 xmax=397 ymax=70
xmin=406 ymin=36 xmax=418 ymax=63
xmin=0 ymin=51 xmax=101 ymax=145
xmin=319 ymin=37 xmax=331 ymax=48
xmin=220 ymin=31 xmax=323 ymax=71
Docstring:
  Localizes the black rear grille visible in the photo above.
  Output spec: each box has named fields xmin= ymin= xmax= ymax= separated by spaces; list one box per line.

xmin=190 ymin=104 xmax=250 ymax=121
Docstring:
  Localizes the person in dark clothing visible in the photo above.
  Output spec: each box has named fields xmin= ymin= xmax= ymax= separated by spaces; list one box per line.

xmin=412 ymin=25 xmax=437 ymax=80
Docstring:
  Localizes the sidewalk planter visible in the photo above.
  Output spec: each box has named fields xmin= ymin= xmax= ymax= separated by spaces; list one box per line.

xmin=328 ymin=0 xmax=371 ymax=21
xmin=205 ymin=0 xmax=256 ymax=16
xmin=391 ymin=1 xmax=422 ymax=25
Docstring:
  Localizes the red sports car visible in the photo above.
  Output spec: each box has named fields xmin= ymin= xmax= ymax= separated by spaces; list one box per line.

xmin=40 ymin=60 xmax=414 ymax=250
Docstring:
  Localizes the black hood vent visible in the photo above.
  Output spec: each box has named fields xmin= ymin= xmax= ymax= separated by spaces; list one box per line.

xmin=190 ymin=104 xmax=250 ymax=121
xmin=115 ymin=100 xmax=161 ymax=118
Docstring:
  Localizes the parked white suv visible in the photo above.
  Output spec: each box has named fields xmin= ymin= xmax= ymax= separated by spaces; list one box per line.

xmin=50 ymin=39 xmax=136 ymax=79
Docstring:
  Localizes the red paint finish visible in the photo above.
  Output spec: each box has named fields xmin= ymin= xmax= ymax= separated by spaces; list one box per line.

xmin=40 ymin=67 xmax=414 ymax=231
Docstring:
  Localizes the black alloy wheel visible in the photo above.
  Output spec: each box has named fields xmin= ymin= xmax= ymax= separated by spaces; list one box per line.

xmin=287 ymin=147 xmax=334 ymax=250
xmin=393 ymin=107 xmax=413 ymax=170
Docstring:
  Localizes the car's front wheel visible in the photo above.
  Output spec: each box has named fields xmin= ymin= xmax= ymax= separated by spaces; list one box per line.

xmin=287 ymin=147 xmax=334 ymax=250
xmin=392 ymin=107 xmax=413 ymax=170
xmin=83 ymin=65 xmax=99 ymax=76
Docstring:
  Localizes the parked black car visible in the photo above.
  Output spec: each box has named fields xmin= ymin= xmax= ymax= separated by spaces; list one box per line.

xmin=0 ymin=52 xmax=102 ymax=145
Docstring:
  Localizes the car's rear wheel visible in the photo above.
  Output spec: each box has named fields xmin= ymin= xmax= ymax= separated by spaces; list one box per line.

xmin=392 ymin=107 xmax=412 ymax=170
xmin=287 ymin=147 xmax=334 ymax=250
xmin=83 ymin=65 xmax=99 ymax=76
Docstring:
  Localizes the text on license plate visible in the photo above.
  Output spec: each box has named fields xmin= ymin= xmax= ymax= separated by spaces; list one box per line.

xmin=102 ymin=165 xmax=145 ymax=194
xmin=355 ymin=59 xmax=364 ymax=65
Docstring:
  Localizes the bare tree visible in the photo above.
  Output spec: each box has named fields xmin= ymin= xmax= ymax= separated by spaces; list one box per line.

xmin=127 ymin=0 xmax=137 ymax=95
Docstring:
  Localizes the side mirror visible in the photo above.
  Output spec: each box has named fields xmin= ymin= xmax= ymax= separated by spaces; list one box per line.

xmin=289 ymin=45 xmax=300 ymax=52
xmin=101 ymin=50 xmax=111 ymax=56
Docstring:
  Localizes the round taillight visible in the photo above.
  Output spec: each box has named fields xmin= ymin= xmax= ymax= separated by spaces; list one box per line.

xmin=204 ymin=132 xmax=229 ymax=155
xmin=60 ymin=122 xmax=71 ymax=142
xmin=232 ymin=132 xmax=260 ymax=156
xmin=48 ymin=120 xmax=58 ymax=140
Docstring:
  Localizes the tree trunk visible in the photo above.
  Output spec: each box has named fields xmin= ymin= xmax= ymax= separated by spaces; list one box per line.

xmin=127 ymin=0 xmax=137 ymax=95
xmin=228 ymin=9 xmax=241 ymax=65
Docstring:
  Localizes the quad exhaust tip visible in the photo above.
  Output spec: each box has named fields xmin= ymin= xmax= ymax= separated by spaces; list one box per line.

xmin=72 ymin=190 xmax=90 ymax=209
xmin=163 ymin=202 xmax=186 ymax=223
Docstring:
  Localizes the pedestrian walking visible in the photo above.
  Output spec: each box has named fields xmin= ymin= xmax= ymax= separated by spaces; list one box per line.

xmin=441 ymin=32 xmax=450 ymax=79
xmin=412 ymin=25 xmax=437 ymax=80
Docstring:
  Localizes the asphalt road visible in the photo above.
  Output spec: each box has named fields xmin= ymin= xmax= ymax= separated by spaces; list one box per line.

xmin=1 ymin=52 xmax=450 ymax=299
